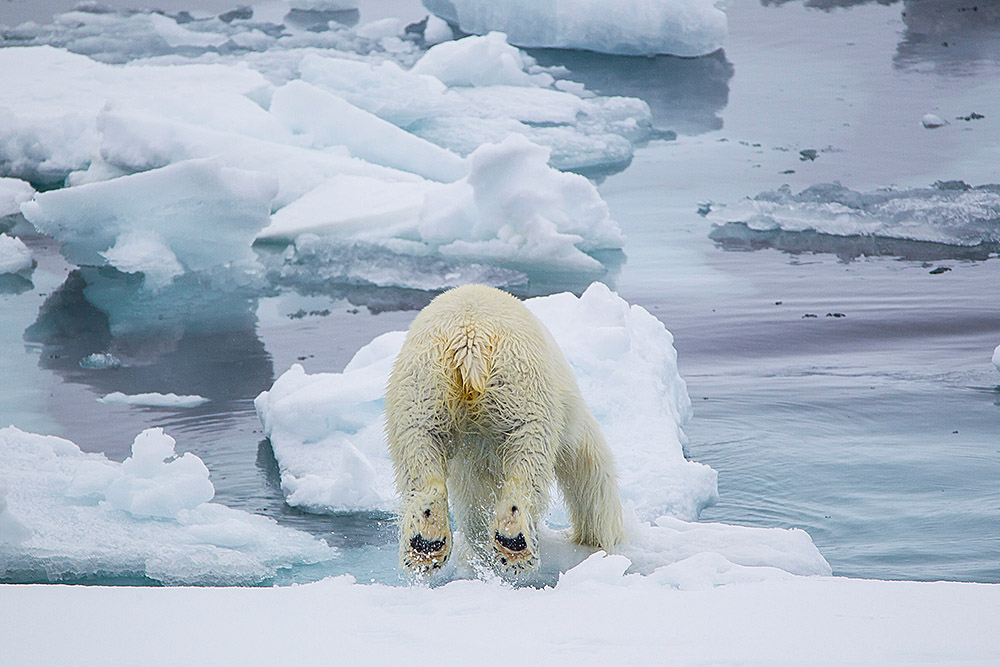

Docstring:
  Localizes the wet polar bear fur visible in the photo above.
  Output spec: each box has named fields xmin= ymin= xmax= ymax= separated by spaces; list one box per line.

xmin=386 ymin=284 xmax=624 ymax=574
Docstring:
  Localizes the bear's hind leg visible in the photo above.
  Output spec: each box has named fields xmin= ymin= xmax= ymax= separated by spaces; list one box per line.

xmin=556 ymin=414 xmax=625 ymax=551
xmin=491 ymin=420 xmax=557 ymax=573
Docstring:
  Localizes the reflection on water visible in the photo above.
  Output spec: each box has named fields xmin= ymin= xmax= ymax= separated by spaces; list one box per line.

xmin=528 ymin=49 xmax=733 ymax=136
xmin=896 ymin=0 xmax=1000 ymax=73
xmin=24 ymin=267 xmax=272 ymax=408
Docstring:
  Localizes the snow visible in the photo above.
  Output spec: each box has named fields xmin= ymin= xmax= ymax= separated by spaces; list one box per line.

xmin=410 ymin=31 xmax=555 ymax=87
xmin=0 ymin=234 xmax=32 ymax=274
xmin=0 ymin=177 xmax=34 ymax=218
xmin=98 ymin=392 xmax=210 ymax=409
xmin=993 ymin=344 xmax=1000 ymax=372
xmin=709 ymin=181 xmax=1000 ymax=250
xmin=296 ymin=46 xmax=655 ymax=173
xmin=1 ymin=24 xmax=651 ymax=286
xmin=260 ymin=134 xmax=624 ymax=275
xmin=257 ymin=283 xmax=713 ymax=519
xmin=0 ymin=426 xmax=336 ymax=585
xmin=2 ymin=570 xmax=999 ymax=665
xmin=423 ymin=0 xmax=728 ymax=57
xmin=922 ymin=112 xmax=947 ymax=128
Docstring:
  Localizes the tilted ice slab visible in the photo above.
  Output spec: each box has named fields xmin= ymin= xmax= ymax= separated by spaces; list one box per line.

xmin=21 ymin=158 xmax=275 ymax=289
xmin=1 ymin=11 xmax=657 ymax=180
xmin=423 ymin=0 xmax=727 ymax=57
xmin=257 ymin=283 xmax=830 ymax=579
xmin=298 ymin=34 xmax=656 ymax=173
xmin=259 ymin=134 xmax=625 ymax=274
xmin=257 ymin=283 xmax=715 ymax=519
xmin=0 ymin=426 xmax=336 ymax=585
xmin=709 ymin=182 xmax=1000 ymax=249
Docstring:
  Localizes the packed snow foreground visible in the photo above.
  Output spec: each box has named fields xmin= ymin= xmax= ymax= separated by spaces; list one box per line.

xmin=257 ymin=283 xmax=831 ymax=584
xmin=0 ymin=5 xmax=666 ymax=298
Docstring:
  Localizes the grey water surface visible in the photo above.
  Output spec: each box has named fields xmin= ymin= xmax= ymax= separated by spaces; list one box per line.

xmin=1 ymin=0 xmax=998 ymax=584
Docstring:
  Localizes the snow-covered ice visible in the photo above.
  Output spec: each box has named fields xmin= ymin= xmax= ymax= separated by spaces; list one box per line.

xmin=260 ymin=134 xmax=624 ymax=275
xmin=993 ymin=344 xmax=1000 ymax=372
xmin=922 ymin=112 xmax=947 ymax=129
xmin=249 ymin=283 xmax=831 ymax=583
xmin=709 ymin=181 xmax=1000 ymax=254
xmin=0 ymin=426 xmax=336 ymax=585
xmin=98 ymin=392 xmax=210 ymax=408
xmin=3 ymin=562 xmax=998 ymax=666
xmin=22 ymin=158 xmax=276 ymax=288
xmin=423 ymin=0 xmax=728 ymax=57
xmin=0 ymin=234 xmax=32 ymax=275
xmin=0 ymin=177 xmax=34 ymax=219
xmin=256 ymin=283 xmax=713 ymax=519
xmin=1 ymin=20 xmax=653 ymax=288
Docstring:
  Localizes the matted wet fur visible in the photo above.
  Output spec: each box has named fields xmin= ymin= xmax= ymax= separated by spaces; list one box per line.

xmin=386 ymin=284 xmax=624 ymax=575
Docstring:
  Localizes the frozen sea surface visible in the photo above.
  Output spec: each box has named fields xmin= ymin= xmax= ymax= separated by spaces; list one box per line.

xmin=1 ymin=0 xmax=999 ymax=588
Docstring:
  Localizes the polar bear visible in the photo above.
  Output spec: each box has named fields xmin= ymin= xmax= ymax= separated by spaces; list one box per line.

xmin=386 ymin=284 xmax=624 ymax=574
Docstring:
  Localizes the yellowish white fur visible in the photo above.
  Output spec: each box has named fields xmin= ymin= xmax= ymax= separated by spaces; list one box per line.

xmin=386 ymin=284 xmax=624 ymax=574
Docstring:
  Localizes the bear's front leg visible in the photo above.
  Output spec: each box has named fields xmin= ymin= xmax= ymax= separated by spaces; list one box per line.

xmin=398 ymin=482 xmax=452 ymax=574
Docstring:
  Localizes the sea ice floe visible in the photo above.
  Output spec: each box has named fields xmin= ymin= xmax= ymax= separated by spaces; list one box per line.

xmin=2 ymin=23 xmax=650 ymax=289
xmin=0 ymin=234 xmax=33 ymax=275
xmin=98 ymin=392 xmax=210 ymax=409
xmin=993 ymin=345 xmax=999 ymax=372
xmin=256 ymin=283 xmax=832 ymax=583
xmin=0 ymin=177 xmax=34 ymax=219
xmin=708 ymin=181 xmax=1000 ymax=258
xmin=422 ymin=0 xmax=728 ymax=57
xmin=260 ymin=134 xmax=624 ymax=276
xmin=0 ymin=426 xmax=336 ymax=585
xmin=22 ymin=158 xmax=275 ymax=289
xmin=256 ymin=283 xmax=715 ymax=519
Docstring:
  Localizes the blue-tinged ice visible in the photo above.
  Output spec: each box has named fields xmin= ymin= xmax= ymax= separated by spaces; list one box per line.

xmin=423 ymin=0 xmax=727 ymax=57
xmin=0 ymin=426 xmax=337 ymax=585
xmin=709 ymin=181 xmax=1000 ymax=260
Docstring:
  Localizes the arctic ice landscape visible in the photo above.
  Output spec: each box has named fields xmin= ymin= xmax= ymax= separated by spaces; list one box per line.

xmin=1 ymin=0 xmax=999 ymax=663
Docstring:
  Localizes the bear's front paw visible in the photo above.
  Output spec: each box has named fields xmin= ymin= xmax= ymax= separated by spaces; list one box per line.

xmin=399 ymin=492 xmax=452 ymax=574
xmin=492 ymin=503 xmax=538 ymax=572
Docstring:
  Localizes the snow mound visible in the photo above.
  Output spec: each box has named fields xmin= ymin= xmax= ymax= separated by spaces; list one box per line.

xmin=422 ymin=0 xmax=727 ymax=57
xmin=0 ymin=234 xmax=33 ymax=275
xmin=709 ymin=182 xmax=1000 ymax=251
xmin=256 ymin=283 xmax=715 ymax=519
xmin=0 ymin=426 xmax=336 ymax=585
xmin=98 ymin=392 xmax=210 ymax=409
xmin=260 ymin=134 xmax=624 ymax=275
xmin=0 ymin=177 xmax=34 ymax=219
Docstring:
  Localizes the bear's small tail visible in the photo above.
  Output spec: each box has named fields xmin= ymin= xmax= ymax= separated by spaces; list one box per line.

xmin=445 ymin=324 xmax=492 ymax=397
